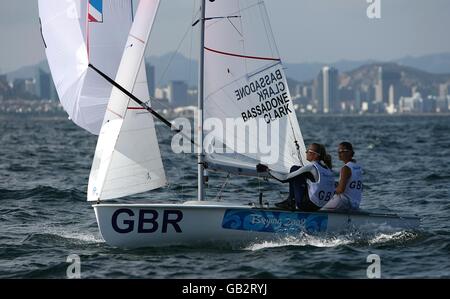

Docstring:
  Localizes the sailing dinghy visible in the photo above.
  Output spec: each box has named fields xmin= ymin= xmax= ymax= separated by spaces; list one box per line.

xmin=40 ymin=0 xmax=420 ymax=248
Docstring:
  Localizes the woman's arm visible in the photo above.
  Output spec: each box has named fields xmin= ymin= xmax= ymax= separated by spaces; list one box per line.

xmin=268 ymin=164 xmax=315 ymax=183
xmin=336 ymin=165 xmax=352 ymax=194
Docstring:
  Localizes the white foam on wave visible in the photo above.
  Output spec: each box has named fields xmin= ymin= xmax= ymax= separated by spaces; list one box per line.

xmin=42 ymin=225 xmax=104 ymax=244
xmin=244 ymin=234 xmax=353 ymax=251
xmin=368 ymin=231 xmax=417 ymax=245
xmin=244 ymin=230 xmax=419 ymax=251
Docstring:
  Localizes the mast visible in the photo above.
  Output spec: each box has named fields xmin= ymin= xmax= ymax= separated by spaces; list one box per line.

xmin=197 ymin=0 xmax=206 ymax=201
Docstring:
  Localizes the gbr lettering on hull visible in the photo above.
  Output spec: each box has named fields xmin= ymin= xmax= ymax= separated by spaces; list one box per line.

xmin=111 ymin=209 xmax=183 ymax=233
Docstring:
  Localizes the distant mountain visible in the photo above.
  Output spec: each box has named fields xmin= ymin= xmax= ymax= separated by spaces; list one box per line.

xmin=340 ymin=63 xmax=450 ymax=97
xmin=396 ymin=53 xmax=450 ymax=74
xmin=284 ymin=60 xmax=377 ymax=82
xmin=145 ymin=51 xmax=450 ymax=84
xmin=6 ymin=52 xmax=450 ymax=88
xmin=6 ymin=61 xmax=50 ymax=81
xmin=343 ymin=63 xmax=450 ymax=86
xmin=146 ymin=52 xmax=198 ymax=87
xmin=285 ymin=52 xmax=450 ymax=82
xmin=5 ymin=53 xmax=197 ymax=87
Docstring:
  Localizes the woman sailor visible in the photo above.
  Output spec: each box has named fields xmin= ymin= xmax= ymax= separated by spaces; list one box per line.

xmin=322 ymin=142 xmax=363 ymax=211
xmin=257 ymin=143 xmax=335 ymax=211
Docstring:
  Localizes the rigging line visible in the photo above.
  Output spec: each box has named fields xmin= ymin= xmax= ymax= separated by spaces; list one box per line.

xmin=175 ymin=1 xmax=198 ymax=201
xmin=171 ymin=0 xmax=197 ymax=201
xmin=237 ymin=0 xmax=248 ymax=80
xmin=258 ymin=2 xmax=275 ymax=58
xmin=166 ymin=166 xmax=188 ymax=201
xmin=155 ymin=19 xmax=193 ymax=90
xmin=152 ymin=1 xmax=201 ymax=127
xmin=227 ymin=17 xmax=243 ymax=38
xmin=194 ymin=15 xmax=240 ymax=28
xmin=88 ymin=63 xmax=197 ymax=146
xmin=261 ymin=2 xmax=281 ymax=58
xmin=155 ymin=126 xmax=186 ymax=200
xmin=205 ymin=2 xmax=261 ymax=29
xmin=186 ymin=0 xmax=197 ymax=92
xmin=246 ymin=2 xmax=304 ymax=163
xmin=258 ymin=173 xmax=263 ymax=205
xmin=214 ymin=173 xmax=231 ymax=201
xmin=285 ymin=107 xmax=305 ymax=165
xmin=262 ymin=0 xmax=296 ymax=165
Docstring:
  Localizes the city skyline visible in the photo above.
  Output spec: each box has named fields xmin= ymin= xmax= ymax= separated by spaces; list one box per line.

xmin=1 ymin=0 xmax=450 ymax=73
xmin=2 ymin=59 xmax=449 ymax=116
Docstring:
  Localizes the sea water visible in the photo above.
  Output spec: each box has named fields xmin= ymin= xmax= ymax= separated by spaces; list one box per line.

xmin=0 ymin=114 xmax=449 ymax=278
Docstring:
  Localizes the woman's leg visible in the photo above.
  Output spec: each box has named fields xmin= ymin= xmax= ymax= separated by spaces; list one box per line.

xmin=321 ymin=194 xmax=351 ymax=211
xmin=288 ymin=166 xmax=307 ymax=209
xmin=299 ymin=195 xmax=321 ymax=212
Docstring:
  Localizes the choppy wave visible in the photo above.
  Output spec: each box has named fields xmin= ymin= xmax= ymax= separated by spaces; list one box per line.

xmin=368 ymin=231 xmax=419 ymax=245
xmin=244 ymin=234 xmax=351 ymax=251
xmin=244 ymin=230 xmax=420 ymax=251
xmin=0 ymin=186 xmax=85 ymax=202
xmin=22 ymin=226 xmax=104 ymax=245
xmin=1 ymin=114 xmax=450 ymax=278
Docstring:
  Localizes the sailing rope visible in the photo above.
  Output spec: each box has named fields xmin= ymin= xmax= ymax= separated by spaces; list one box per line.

xmin=260 ymin=1 xmax=304 ymax=166
xmin=258 ymin=174 xmax=262 ymax=206
xmin=155 ymin=12 xmax=197 ymax=97
xmin=214 ymin=173 xmax=231 ymax=201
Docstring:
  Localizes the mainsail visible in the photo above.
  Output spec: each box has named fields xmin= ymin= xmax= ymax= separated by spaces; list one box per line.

xmin=38 ymin=0 xmax=134 ymax=134
xmin=203 ymin=0 xmax=307 ymax=174
xmin=87 ymin=0 xmax=165 ymax=201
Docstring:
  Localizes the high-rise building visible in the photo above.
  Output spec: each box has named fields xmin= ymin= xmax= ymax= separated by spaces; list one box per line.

xmin=439 ymin=83 xmax=449 ymax=99
xmin=315 ymin=66 xmax=339 ymax=113
xmin=13 ymin=78 xmax=35 ymax=96
xmin=0 ymin=75 xmax=8 ymax=100
xmin=168 ymin=80 xmax=188 ymax=107
xmin=0 ymin=74 xmax=7 ymax=84
xmin=388 ymin=84 xmax=395 ymax=107
xmin=36 ymin=69 xmax=51 ymax=100
xmin=145 ymin=63 xmax=155 ymax=98
xmin=399 ymin=93 xmax=423 ymax=113
xmin=376 ymin=66 xmax=401 ymax=105
xmin=355 ymin=89 xmax=362 ymax=112
xmin=302 ymin=86 xmax=312 ymax=100
xmin=436 ymin=96 xmax=449 ymax=113
xmin=313 ymin=73 xmax=323 ymax=112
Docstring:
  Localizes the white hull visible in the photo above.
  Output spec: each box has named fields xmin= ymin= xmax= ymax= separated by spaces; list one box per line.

xmin=93 ymin=201 xmax=420 ymax=248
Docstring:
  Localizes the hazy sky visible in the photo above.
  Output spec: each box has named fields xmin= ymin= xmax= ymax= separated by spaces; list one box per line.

xmin=1 ymin=0 xmax=450 ymax=73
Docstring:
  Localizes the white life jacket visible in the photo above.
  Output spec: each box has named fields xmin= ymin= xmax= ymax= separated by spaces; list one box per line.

xmin=342 ymin=161 xmax=363 ymax=209
xmin=307 ymin=162 xmax=336 ymax=207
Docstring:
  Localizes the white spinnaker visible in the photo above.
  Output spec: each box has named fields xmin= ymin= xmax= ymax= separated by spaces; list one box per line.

xmin=38 ymin=0 xmax=133 ymax=134
xmin=88 ymin=0 xmax=164 ymax=201
xmin=204 ymin=0 xmax=307 ymax=174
